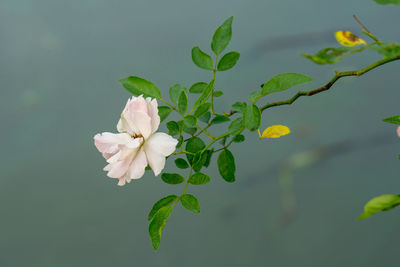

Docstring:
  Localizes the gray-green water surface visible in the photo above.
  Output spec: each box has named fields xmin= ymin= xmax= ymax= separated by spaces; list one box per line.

xmin=1 ymin=0 xmax=400 ymax=266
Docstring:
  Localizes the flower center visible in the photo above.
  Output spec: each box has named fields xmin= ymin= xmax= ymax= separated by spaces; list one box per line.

xmin=131 ymin=133 xmax=143 ymax=139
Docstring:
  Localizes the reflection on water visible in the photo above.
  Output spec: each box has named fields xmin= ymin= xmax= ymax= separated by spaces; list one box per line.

xmin=1 ymin=0 xmax=400 ymax=266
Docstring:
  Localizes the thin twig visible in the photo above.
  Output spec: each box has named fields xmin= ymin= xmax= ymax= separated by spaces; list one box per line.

xmin=259 ymin=55 xmax=400 ymax=113
xmin=353 ymin=15 xmax=381 ymax=44
xmin=353 ymin=15 xmax=371 ymax=34
xmin=196 ymin=124 xmax=215 ymax=140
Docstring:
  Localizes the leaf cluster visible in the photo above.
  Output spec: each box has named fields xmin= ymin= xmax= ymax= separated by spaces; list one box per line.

xmin=115 ymin=2 xmax=400 ymax=250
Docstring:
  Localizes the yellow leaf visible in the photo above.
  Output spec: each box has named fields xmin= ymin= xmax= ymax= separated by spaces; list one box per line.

xmin=335 ymin=31 xmax=366 ymax=47
xmin=260 ymin=125 xmax=290 ymax=139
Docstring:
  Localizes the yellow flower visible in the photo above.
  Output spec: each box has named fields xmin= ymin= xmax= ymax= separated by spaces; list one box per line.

xmin=335 ymin=31 xmax=366 ymax=47
xmin=258 ymin=125 xmax=290 ymax=139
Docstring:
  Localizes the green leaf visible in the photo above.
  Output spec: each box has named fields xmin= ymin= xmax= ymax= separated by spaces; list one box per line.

xmin=193 ymin=80 xmax=215 ymax=110
xmin=383 ymin=115 xmax=400 ymax=125
xmin=199 ymin=112 xmax=211 ymax=123
xmin=192 ymin=151 xmax=207 ymax=172
xmin=244 ymin=104 xmax=261 ymax=132
xmin=148 ymin=195 xmax=178 ymax=221
xmin=261 ymin=73 xmax=313 ymax=96
xmin=248 ymin=90 xmax=262 ymax=104
xmin=203 ymin=149 xmax=213 ymax=167
xmin=194 ymin=103 xmax=212 ymax=118
xmin=120 ymin=76 xmax=161 ymax=99
xmin=166 ymin=121 xmax=180 ymax=136
xmin=192 ymin=152 xmax=203 ymax=172
xmin=211 ymin=16 xmax=233 ymax=55
xmin=185 ymin=137 xmax=206 ymax=165
xmin=191 ymin=46 xmax=214 ymax=70
xmin=228 ymin=117 xmax=244 ymax=135
xmin=177 ymin=120 xmax=184 ymax=132
xmin=174 ymin=158 xmax=189 ymax=169
xmin=217 ymin=51 xmax=240 ymax=71
xmin=250 ymin=72 xmax=313 ymax=105
xmin=211 ymin=115 xmax=230 ymax=125
xmin=231 ymin=102 xmax=247 ymax=113
xmin=161 ymin=173 xmax=186 ymax=185
xmin=180 ymin=194 xmax=200 ymax=213
xmin=189 ymin=172 xmax=210 ymax=185
xmin=373 ymin=0 xmax=400 ymax=5
xmin=169 ymin=84 xmax=187 ymax=106
xmin=220 ymin=136 xmax=228 ymax=146
xmin=149 ymin=206 xmax=172 ymax=250
xmin=358 ymin=194 xmax=400 ymax=220
xmin=213 ymin=91 xmax=224 ymax=97
xmin=184 ymin=115 xmax=197 ymax=128
xmin=177 ymin=90 xmax=188 ymax=116
xmin=189 ymin=82 xmax=208 ymax=94
xmin=301 ymin=46 xmax=360 ymax=65
xmin=176 ymin=135 xmax=184 ymax=149
xmin=217 ymin=149 xmax=236 ymax=182
xmin=158 ymin=106 xmax=172 ymax=122
xmin=233 ymin=134 xmax=245 ymax=143
xmin=183 ymin=126 xmax=197 ymax=136
xmin=369 ymin=42 xmax=400 ymax=58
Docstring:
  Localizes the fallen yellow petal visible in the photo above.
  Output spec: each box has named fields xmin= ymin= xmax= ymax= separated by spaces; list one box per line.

xmin=335 ymin=31 xmax=366 ymax=47
xmin=261 ymin=125 xmax=290 ymax=139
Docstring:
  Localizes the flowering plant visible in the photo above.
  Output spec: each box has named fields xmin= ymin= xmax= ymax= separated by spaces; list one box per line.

xmin=94 ymin=0 xmax=400 ymax=250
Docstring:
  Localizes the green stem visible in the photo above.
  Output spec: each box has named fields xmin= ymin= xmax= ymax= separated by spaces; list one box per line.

xmin=211 ymin=54 xmax=222 ymax=116
xmin=202 ymin=131 xmax=231 ymax=152
xmin=224 ymin=137 xmax=236 ymax=149
xmin=160 ymin=98 xmax=176 ymax=110
xmin=172 ymin=149 xmax=195 ymax=155
xmin=214 ymin=128 xmax=244 ymax=152
xmin=196 ymin=123 xmax=215 ymax=140
xmin=352 ymin=15 xmax=382 ymax=44
xmin=182 ymin=173 xmax=191 ymax=195
xmin=192 ymin=123 xmax=212 ymax=138
xmin=362 ymin=30 xmax=381 ymax=44
xmin=171 ymin=167 xmax=193 ymax=208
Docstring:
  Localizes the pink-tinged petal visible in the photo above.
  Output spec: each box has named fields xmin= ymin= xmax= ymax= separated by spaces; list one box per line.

xmin=117 ymin=96 xmax=159 ymax=138
xmin=144 ymin=148 xmax=165 ymax=176
xmin=125 ymin=137 xmax=143 ymax=149
xmin=102 ymin=152 xmax=116 ymax=160
xmin=128 ymin=149 xmax=148 ymax=179
xmin=118 ymin=179 xmax=127 ymax=186
xmin=146 ymin=97 xmax=160 ymax=134
xmin=124 ymin=110 xmax=152 ymax=139
xmin=397 ymin=126 xmax=400 ymax=138
xmin=107 ymin=158 xmax=132 ymax=178
xmin=117 ymin=177 xmax=132 ymax=186
xmin=94 ymin=132 xmax=132 ymax=154
xmin=126 ymin=95 xmax=149 ymax=114
xmin=105 ymin=147 xmax=136 ymax=178
xmin=119 ymin=114 xmax=136 ymax=136
xmin=117 ymin=98 xmax=133 ymax=133
xmin=146 ymin=132 xmax=178 ymax=156
xmin=144 ymin=132 xmax=178 ymax=176
xmin=106 ymin=150 xmax=122 ymax=164
xmin=117 ymin=118 xmax=124 ymax=133
xmin=103 ymin=164 xmax=112 ymax=172
xmin=101 ymin=138 xmax=140 ymax=160
xmin=118 ymin=96 xmax=148 ymax=134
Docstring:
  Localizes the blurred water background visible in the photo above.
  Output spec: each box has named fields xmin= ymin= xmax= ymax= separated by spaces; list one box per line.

xmin=1 ymin=0 xmax=400 ymax=266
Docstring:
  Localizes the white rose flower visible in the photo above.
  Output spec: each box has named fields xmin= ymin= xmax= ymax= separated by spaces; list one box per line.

xmin=94 ymin=96 xmax=178 ymax=186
